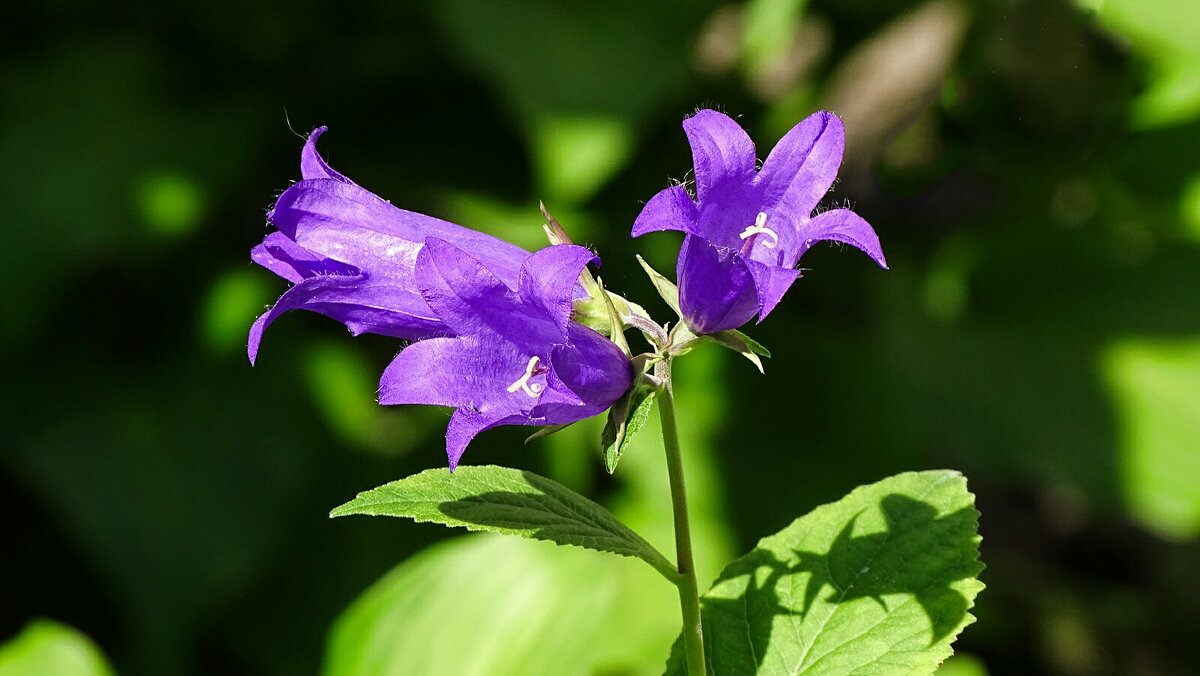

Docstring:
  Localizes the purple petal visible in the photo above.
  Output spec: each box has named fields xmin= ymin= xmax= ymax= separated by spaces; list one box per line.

xmin=247 ymin=274 xmax=442 ymax=365
xmin=416 ymin=239 xmax=560 ymax=348
xmin=300 ymin=127 xmax=352 ymax=182
xmin=745 ymin=259 xmax=802 ymax=322
xmin=251 ymin=231 xmax=358 ymax=284
xmin=518 ymin=245 xmax=599 ymax=332
xmin=793 ymin=208 xmax=888 ymax=269
xmin=757 ymin=111 xmax=845 ymax=222
xmin=676 ymin=235 xmax=759 ymax=334
xmin=380 ymin=335 xmax=520 ymax=408
xmin=631 ymin=185 xmax=699 ymax=237
xmin=270 ymin=179 xmax=529 ymax=286
xmin=445 ymin=409 xmax=507 ymax=471
xmin=684 ymin=110 xmax=757 ymax=202
xmin=534 ymin=324 xmax=632 ymax=423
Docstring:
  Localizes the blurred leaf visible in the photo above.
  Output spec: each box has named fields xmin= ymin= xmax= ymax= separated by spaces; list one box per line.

xmin=432 ymin=0 xmax=708 ymax=123
xmin=1182 ymin=173 xmax=1200 ymax=241
xmin=1104 ymin=338 xmax=1200 ymax=540
xmin=441 ymin=192 xmax=596 ymax=252
xmin=135 ymin=171 xmax=206 ymax=237
xmin=323 ymin=534 xmax=677 ymax=676
xmin=201 ymin=269 xmax=273 ymax=353
xmin=302 ymin=341 xmax=418 ymax=457
xmin=742 ymin=0 xmax=809 ymax=75
xmin=533 ymin=115 xmax=634 ymax=205
xmin=331 ymin=466 xmax=676 ymax=577
xmin=1086 ymin=0 xmax=1200 ymax=127
xmin=666 ymin=470 xmax=984 ymax=675
xmin=0 ymin=620 xmax=113 ymax=676
xmin=936 ymin=653 xmax=989 ymax=676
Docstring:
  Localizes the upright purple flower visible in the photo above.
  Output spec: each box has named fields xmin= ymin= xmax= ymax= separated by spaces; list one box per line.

xmin=249 ymin=127 xmax=530 ymax=364
xmin=380 ymin=239 xmax=633 ymax=470
xmin=632 ymin=110 xmax=887 ymax=334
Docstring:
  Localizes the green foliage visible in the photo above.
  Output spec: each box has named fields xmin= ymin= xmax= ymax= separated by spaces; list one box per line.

xmin=323 ymin=534 xmax=679 ymax=676
xmin=1105 ymin=338 xmax=1200 ymax=540
xmin=705 ymin=329 xmax=772 ymax=374
xmin=636 ymin=255 xmax=682 ymax=317
xmin=666 ymin=471 xmax=984 ymax=675
xmin=331 ymin=466 xmax=676 ymax=578
xmin=0 ymin=620 xmax=113 ymax=676
xmin=602 ymin=386 xmax=658 ymax=473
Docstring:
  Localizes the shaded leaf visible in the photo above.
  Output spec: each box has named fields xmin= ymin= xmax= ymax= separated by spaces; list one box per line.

xmin=331 ymin=466 xmax=675 ymax=578
xmin=666 ymin=470 xmax=984 ymax=675
xmin=602 ymin=386 xmax=658 ymax=474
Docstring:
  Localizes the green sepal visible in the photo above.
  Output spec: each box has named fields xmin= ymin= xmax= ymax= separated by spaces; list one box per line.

xmin=704 ymin=329 xmax=771 ymax=374
xmin=635 ymin=255 xmax=681 ymax=316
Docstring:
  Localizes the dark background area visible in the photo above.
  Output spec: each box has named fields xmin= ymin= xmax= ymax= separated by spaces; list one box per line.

xmin=2 ymin=0 xmax=1198 ymax=674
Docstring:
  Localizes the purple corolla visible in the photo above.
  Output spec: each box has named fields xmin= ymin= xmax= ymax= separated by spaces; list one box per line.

xmin=379 ymin=239 xmax=633 ymax=470
xmin=249 ymin=127 xmax=530 ymax=364
xmin=632 ymin=109 xmax=887 ymax=334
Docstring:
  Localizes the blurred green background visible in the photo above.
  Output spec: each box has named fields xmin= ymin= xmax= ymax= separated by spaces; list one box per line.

xmin=2 ymin=0 xmax=1198 ymax=674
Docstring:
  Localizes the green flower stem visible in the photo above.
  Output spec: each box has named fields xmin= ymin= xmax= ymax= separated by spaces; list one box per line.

xmin=656 ymin=358 xmax=706 ymax=676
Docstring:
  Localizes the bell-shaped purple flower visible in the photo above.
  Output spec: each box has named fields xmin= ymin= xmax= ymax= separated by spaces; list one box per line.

xmin=249 ymin=127 xmax=530 ymax=364
xmin=379 ymin=239 xmax=633 ymax=470
xmin=632 ymin=109 xmax=888 ymax=334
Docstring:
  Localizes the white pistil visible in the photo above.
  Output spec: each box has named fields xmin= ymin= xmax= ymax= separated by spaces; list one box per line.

xmin=738 ymin=211 xmax=779 ymax=248
xmin=506 ymin=356 xmax=545 ymax=398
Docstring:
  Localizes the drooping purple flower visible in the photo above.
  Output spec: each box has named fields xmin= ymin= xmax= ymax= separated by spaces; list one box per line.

xmin=248 ymin=127 xmax=531 ymax=364
xmin=632 ymin=109 xmax=887 ymax=334
xmin=379 ymin=238 xmax=633 ymax=470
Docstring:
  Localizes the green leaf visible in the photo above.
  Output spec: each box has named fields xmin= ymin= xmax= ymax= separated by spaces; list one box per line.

xmin=666 ymin=470 xmax=984 ymax=675
xmin=602 ymin=386 xmax=658 ymax=474
xmin=705 ymin=329 xmax=772 ymax=374
xmin=1104 ymin=338 xmax=1200 ymax=540
xmin=637 ymin=254 xmax=682 ymax=316
xmin=323 ymin=534 xmax=681 ymax=676
xmin=0 ymin=620 xmax=114 ymax=676
xmin=331 ymin=465 xmax=676 ymax=579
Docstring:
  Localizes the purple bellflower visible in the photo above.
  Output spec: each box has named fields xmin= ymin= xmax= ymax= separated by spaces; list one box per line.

xmin=632 ymin=109 xmax=888 ymax=334
xmin=249 ymin=127 xmax=530 ymax=364
xmin=379 ymin=238 xmax=634 ymax=470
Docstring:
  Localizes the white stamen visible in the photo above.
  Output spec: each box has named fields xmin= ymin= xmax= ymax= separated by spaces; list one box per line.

xmin=739 ymin=211 xmax=779 ymax=248
xmin=506 ymin=356 xmax=544 ymax=398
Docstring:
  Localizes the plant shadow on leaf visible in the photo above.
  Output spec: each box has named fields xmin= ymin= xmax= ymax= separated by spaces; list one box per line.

xmin=431 ymin=470 xmax=675 ymax=576
xmin=668 ymin=489 xmax=983 ymax=674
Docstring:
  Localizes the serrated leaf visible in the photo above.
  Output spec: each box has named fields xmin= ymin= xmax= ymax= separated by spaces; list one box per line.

xmin=602 ymin=386 xmax=658 ymax=473
xmin=637 ymin=255 xmax=681 ymax=316
xmin=665 ymin=470 xmax=984 ymax=675
xmin=331 ymin=465 xmax=675 ymax=579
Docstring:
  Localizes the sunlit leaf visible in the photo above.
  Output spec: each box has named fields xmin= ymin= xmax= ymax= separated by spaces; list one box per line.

xmin=331 ymin=465 xmax=676 ymax=578
xmin=323 ymin=534 xmax=678 ymax=676
xmin=1104 ymin=338 xmax=1200 ymax=540
xmin=0 ymin=620 xmax=113 ymax=676
xmin=666 ymin=470 xmax=984 ymax=674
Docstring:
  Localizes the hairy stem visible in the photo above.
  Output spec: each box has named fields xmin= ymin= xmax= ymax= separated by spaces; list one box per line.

xmin=656 ymin=358 xmax=706 ymax=676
